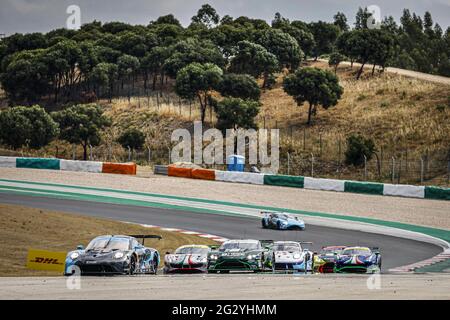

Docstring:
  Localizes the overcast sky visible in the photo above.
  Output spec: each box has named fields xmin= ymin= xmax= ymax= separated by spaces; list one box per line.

xmin=1 ymin=0 xmax=449 ymax=35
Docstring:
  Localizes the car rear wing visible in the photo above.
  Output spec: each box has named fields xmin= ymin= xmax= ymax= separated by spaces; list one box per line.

xmin=129 ymin=235 xmax=162 ymax=246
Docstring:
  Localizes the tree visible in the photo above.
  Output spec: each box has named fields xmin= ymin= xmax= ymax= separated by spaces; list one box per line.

xmin=345 ymin=134 xmax=376 ymax=167
xmin=308 ymin=21 xmax=340 ymax=59
xmin=0 ymin=105 xmax=59 ymax=150
xmin=141 ymin=46 xmax=170 ymax=90
xmin=192 ymin=4 xmax=220 ymax=28
xmin=355 ymin=7 xmax=372 ymax=29
xmin=150 ymin=14 xmax=182 ymax=27
xmin=329 ymin=52 xmax=345 ymax=73
xmin=175 ymin=63 xmax=223 ymax=123
xmin=229 ymin=40 xmax=279 ymax=87
xmin=334 ymin=12 xmax=349 ymax=32
xmin=117 ymin=54 xmax=140 ymax=96
xmin=340 ymin=29 xmax=394 ymax=79
xmin=283 ymin=67 xmax=343 ymax=125
xmin=164 ymin=38 xmax=225 ymax=78
xmin=90 ymin=63 xmax=118 ymax=101
xmin=257 ymin=29 xmax=303 ymax=69
xmin=117 ymin=127 xmax=145 ymax=151
xmin=215 ymin=98 xmax=260 ymax=132
xmin=52 ymin=104 xmax=111 ymax=160
xmin=219 ymin=73 xmax=261 ymax=101
xmin=0 ymin=49 xmax=50 ymax=104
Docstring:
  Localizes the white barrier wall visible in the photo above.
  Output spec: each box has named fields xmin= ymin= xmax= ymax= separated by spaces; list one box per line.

xmin=383 ymin=184 xmax=425 ymax=199
xmin=304 ymin=177 xmax=345 ymax=192
xmin=0 ymin=157 xmax=17 ymax=168
xmin=215 ymin=171 xmax=264 ymax=185
xmin=60 ymin=159 xmax=103 ymax=173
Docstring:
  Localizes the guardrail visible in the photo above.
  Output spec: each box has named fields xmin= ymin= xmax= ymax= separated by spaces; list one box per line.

xmin=155 ymin=164 xmax=449 ymax=201
xmin=0 ymin=157 xmax=136 ymax=175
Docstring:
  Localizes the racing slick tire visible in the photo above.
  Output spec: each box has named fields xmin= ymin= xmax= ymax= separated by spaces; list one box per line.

xmin=129 ymin=255 xmax=137 ymax=275
xmin=276 ymin=221 xmax=282 ymax=230
xmin=151 ymin=258 xmax=158 ymax=275
xmin=261 ymin=219 xmax=268 ymax=229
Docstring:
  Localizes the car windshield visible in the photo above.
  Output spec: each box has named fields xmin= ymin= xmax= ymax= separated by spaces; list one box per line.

xmin=219 ymin=242 xmax=259 ymax=251
xmin=342 ymin=248 xmax=371 ymax=256
xmin=273 ymin=244 xmax=300 ymax=251
xmin=175 ymin=247 xmax=209 ymax=255
xmin=321 ymin=248 xmax=344 ymax=255
xmin=86 ymin=237 xmax=130 ymax=251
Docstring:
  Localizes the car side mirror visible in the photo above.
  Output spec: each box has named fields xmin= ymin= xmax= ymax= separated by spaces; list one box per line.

xmin=76 ymin=245 xmax=84 ymax=250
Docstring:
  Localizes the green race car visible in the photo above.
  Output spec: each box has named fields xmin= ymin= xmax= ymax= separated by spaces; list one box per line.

xmin=207 ymin=239 xmax=270 ymax=273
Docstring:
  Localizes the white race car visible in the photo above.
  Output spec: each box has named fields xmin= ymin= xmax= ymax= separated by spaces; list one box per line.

xmin=264 ymin=241 xmax=314 ymax=273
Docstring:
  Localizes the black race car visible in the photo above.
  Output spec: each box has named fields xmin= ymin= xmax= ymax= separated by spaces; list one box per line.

xmin=64 ymin=235 xmax=161 ymax=275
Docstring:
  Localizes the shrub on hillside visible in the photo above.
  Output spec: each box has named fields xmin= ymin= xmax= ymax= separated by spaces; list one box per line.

xmin=345 ymin=134 xmax=376 ymax=167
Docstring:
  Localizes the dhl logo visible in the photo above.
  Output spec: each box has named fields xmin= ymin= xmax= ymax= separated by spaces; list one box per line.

xmin=29 ymin=257 xmax=63 ymax=265
xmin=27 ymin=249 xmax=66 ymax=272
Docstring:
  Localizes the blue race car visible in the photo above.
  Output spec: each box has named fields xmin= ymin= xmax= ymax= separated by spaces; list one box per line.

xmin=334 ymin=246 xmax=381 ymax=273
xmin=64 ymin=234 xmax=161 ymax=275
xmin=261 ymin=212 xmax=305 ymax=230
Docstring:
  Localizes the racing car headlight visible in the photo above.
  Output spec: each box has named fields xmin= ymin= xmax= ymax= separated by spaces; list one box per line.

xmin=210 ymin=255 xmax=218 ymax=260
xmin=114 ymin=252 xmax=124 ymax=259
xmin=70 ymin=252 xmax=79 ymax=260
xmin=293 ymin=253 xmax=301 ymax=259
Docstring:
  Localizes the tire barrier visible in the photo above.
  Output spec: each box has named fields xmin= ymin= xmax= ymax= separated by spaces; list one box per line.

xmin=304 ymin=177 xmax=345 ymax=192
xmin=60 ymin=159 xmax=102 ymax=173
xmin=191 ymin=168 xmax=216 ymax=181
xmin=167 ymin=166 xmax=192 ymax=178
xmin=264 ymin=174 xmax=304 ymax=188
xmin=102 ymin=162 xmax=137 ymax=175
xmin=153 ymin=165 xmax=168 ymax=175
xmin=16 ymin=157 xmax=60 ymax=170
xmin=0 ymin=156 xmax=136 ymax=175
xmin=383 ymin=184 xmax=425 ymax=199
xmin=215 ymin=170 xmax=264 ymax=185
xmin=154 ymin=163 xmax=450 ymax=201
xmin=0 ymin=156 xmax=17 ymax=168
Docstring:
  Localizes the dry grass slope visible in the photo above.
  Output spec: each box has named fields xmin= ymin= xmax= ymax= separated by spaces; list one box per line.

xmin=0 ymin=204 xmax=215 ymax=276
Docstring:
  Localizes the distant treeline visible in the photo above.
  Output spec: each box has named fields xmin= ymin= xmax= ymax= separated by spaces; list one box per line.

xmin=0 ymin=5 xmax=449 ymax=105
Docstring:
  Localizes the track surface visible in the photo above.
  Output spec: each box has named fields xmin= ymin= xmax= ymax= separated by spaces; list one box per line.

xmin=0 ymin=193 xmax=441 ymax=271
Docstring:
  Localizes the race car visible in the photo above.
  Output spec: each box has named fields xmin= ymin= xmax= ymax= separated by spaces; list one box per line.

xmin=261 ymin=212 xmax=305 ymax=230
xmin=163 ymin=245 xmax=211 ymax=274
xmin=313 ymin=246 xmax=347 ymax=273
xmin=207 ymin=239 xmax=270 ymax=273
xmin=263 ymin=241 xmax=314 ymax=273
xmin=64 ymin=234 xmax=161 ymax=275
xmin=334 ymin=246 xmax=382 ymax=273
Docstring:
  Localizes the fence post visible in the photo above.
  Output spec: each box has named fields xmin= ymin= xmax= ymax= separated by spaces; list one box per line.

xmin=89 ymin=144 xmax=93 ymax=161
xmin=398 ymin=158 xmax=402 ymax=184
xmin=311 ymin=153 xmax=314 ymax=177
xmin=391 ymin=157 xmax=395 ymax=183
xmin=447 ymin=160 xmax=450 ymax=186
xmin=72 ymin=144 xmax=76 ymax=160
xmin=364 ymin=154 xmax=367 ymax=180
xmin=287 ymin=152 xmax=290 ymax=175
xmin=420 ymin=157 xmax=424 ymax=183
xmin=127 ymin=146 xmax=131 ymax=161
xmin=108 ymin=144 xmax=112 ymax=161
xmin=148 ymin=147 xmax=151 ymax=164
xmin=303 ymin=128 xmax=306 ymax=151
xmin=319 ymin=133 xmax=322 ymax=157
xmin=168 ymin=146 xmax=171 ymax=165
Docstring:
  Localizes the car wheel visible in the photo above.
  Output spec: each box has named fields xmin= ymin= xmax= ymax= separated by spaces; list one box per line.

xmin=152 ymin=258 xmax=158 ymax=275
xmin=276 ymin=221 xmax=281 ymax=230
xmin=220 ymin=270 xmax=230 ymax=274
xmin=272 ymin=255 xmax=276 ymax=273
xmin=129 ymin=255 xmax=136 ymax=275
xmin=208 ymin=270 xmax=218 ymax=274
xmin=261 ymin=219 xmax=268 ymax=229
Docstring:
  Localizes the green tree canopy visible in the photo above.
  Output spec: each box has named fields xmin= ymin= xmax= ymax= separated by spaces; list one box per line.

xmin=229 ymin=40 xmax=279 ymax=87
xmin=308 ymin=21 xmax=340 ymax=59
xmin=0 ymin=105 xmax=59 ymax=150
xmin=345 ymin=134 xmax=376 ymax=167
xmin=52 ymin=104 xmax=111 ymax=160
xmin=257 ymin=29 xmax=303 ymax=69
xmin=117 ymin=127 xmax=146 ymax=151
xmin=215 ymin=97 xmax=260 ymax=132
xmin=283 ymin=67 xmax=343 ymax=125
xmin=175 ymin=62 xmax=223 ymax=123
xmin=219 ymin=73 xmax=261 ymax=101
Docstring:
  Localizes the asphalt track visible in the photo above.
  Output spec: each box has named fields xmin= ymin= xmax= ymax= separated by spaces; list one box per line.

xmin=0 ymin=193 xmax=442 ymax=271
